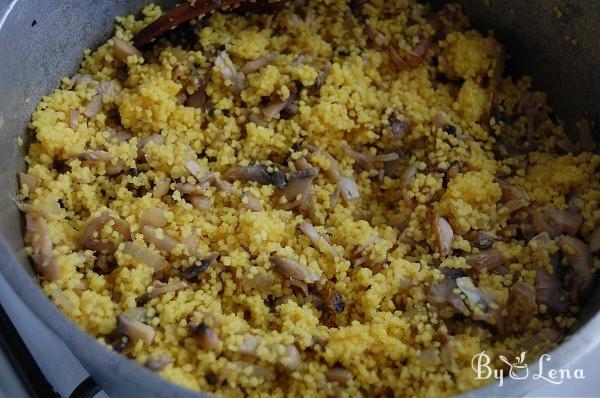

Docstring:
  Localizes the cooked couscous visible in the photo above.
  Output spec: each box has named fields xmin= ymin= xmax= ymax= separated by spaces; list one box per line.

xmin=19 ymin=0 xmax=600 ymax=396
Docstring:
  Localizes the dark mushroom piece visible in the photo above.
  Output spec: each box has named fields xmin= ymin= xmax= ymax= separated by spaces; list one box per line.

xmin=281 ymin=167 xmax=319 ymax=202
xmin=138 ymin=280 xmax=188 ymax=304
xmin=190 ymin=321 xmax=219 ymax=350
xmin=325 ymin=367 xmax=354 ymax=386
xmin=474 ymin=232 xmax=494 ymax=250
xmin=181 ymin=252 xmax=218 ymax=281
xmin=24 ymin=212 xmax=61 ymax=281
xmin=224 ymin=164 xmax=287 ymax=188
xmin=389 ymin=114 xmax=411 ymax=139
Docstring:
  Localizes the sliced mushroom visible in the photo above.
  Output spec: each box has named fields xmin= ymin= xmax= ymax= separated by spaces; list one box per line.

xmin=270 ymin=253 xmax=320 ymax=283
xmin=546 ymin=208 xmax=583 ymax=236
xmin=282 ymin=167 xmax=319 ymax=202
xmin=139 ymin=206 xmax=168 ymax=227
xmin=139 ymin=280 xmax=188 ymax=304
xmin=122 ymin=241 xmax=169 ymax=271
xmin=113 ymin=38 xmax=141 ymax=62
xmin=214 ymin=50 xmax=246 ymax=94
xmin=343 ymin=146 xmax=399 ymax=170
xmin=79 ymin=212 xmax=132 ymax=254
xmin=19 ymin=172 xmax=40 ymax=191
xmin=427 ymin=278 xmax=469 ymax=318
xmin=240 ymin=52 xmax=276 ymax=74
xmin=24 ymin=212 xmax=60 ymax=281
xmin=117 ymin=308 xmax=155 ymax=346
xmin=262 ymin=81 xmax=300 ymax=119
xmin=185 ymin=88 xmax=207 ymax=109
xmin=506 ymin=281 xmax=537 ymax=331
xmin=559 ymin=235 xmax=594 ymax=302
xmin=465 ymin=248 xmax=505 ymax=272
xmin=189 ymin=195 xmax=212 ymax=211
xmin=297 ymin=222 xmax=337 ymax=257
xmin=338 ymin=176 xmax=360 ymax=204
xmin=433 ymin=215 xmax=453 ymax=256
xmin=456 ymin=277 xmax=504 ymax=333
xmin=535 ymin=267 xmax=569 ymax=314
xmin=153 ymin=178 xmax=171 ymax=199
xmin=325 ymin=367 xmax=354 ymax=386
xmin=144 ymin=355 xmax=172 ymax=372
xmin=142 ymin=225 xmax=180 ymax=254
xmin=241 ymin=191 xmax=263 ymax=211
xmin=224 ymin=164 xmax=287 ymax=188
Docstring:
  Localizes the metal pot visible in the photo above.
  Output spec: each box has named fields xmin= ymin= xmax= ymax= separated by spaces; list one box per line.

xmin=0 ymin=1 xmax=597 ymax=397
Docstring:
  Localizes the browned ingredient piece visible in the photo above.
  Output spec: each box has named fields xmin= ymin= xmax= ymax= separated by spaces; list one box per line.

xmin=19 ymin=172 xmax=40 ymax=191
xmin=84 ymin=79 xmax=122 ymax=118
xmin=590 ymin=226 xmax=600 ymax=253
xmin=433 ymin=215 xmax=453 ymax=256
xmin=174 ymin=182 xmax=206 ymax=195
xmin=270 ymin=253 xmax=320 ymax=283
xmin=389 ymin=113 xmax=412 ymax=139
xmin=262 ymin=81 xmax=300 ymax=119
xmin=365 ymin=25 xmax=386 ymax=48
xmin=113 ymin=38 xmax=142 ymax=62
xmin=139 ymin=206 xmax=169 ymax=227
xmin=465 ymin=248 xmax=505 ymax=272
xmin=139 ymin=280 xmax=188 ymax=304
xmin=123 ymin=241 xmax=169 ymax=271
xmin=24 ymin=212 xmax=60 ymax=281
xmin=190 ymin=321 xmax=219 ymax=350
xmin=185 ymin=88 xmax=206 ymax=109
xmin=142 ymin=225 xmax=179 ymax=253
xmin=224 ymin=164 xmax=287 ymax=188
xmin=546 ymin=208 xmax=583 ymax=236
xmin=117 ymin=308 xmax=155 ymax=346
xmin=427 ymin=278 xmax=469 ymax=318
xmin=79 ymin=212 xmax=132 ymax=254
xmin=282 ymin=167 xmax=319 ymax=202
xmin=325 ymin=367 xmax=354 ymax=386
xmin=497 ymin=180 xmax=524 ymax=202
xmin=144 ymin=355 xmax=172 ymax=372
xmin=535 ymin=267 xmax=568 ymax=314
xmin=559 ymin=235 xmax=594 ymax=302
xmin=506 ymin=281 xmax=537 ymax=331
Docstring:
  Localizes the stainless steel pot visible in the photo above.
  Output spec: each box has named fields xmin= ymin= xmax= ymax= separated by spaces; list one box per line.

xmin=0 ymin=1 xmax=597 ymax=397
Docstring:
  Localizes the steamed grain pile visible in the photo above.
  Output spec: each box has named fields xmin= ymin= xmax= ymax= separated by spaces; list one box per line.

xmin=19 ymin=0 xmax=600 ymax=396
